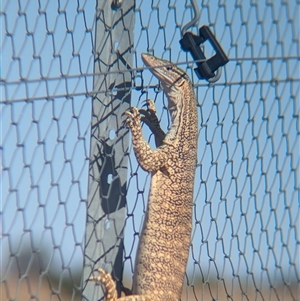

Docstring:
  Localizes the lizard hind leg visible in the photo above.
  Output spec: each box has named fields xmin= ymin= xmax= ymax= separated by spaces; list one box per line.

xmin=89 ymin=269 xmax=118 ymax=301
xmin=89 ymin=269 xmax=153 ymax=301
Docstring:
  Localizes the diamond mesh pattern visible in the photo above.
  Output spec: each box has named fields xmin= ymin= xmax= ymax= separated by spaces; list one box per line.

xmin=1 ymin=1 xmax=299 ymax=300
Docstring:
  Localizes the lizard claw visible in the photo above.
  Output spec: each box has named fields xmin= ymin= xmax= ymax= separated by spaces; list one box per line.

xmin=124 ymin=106 xmax=140 ymax=119
xmin=124 ymin=107 xmax=141 ymax=129
xmin=139 ymin=99 xmax=158 ymax=121
xmin=88 ymin=268 xmax=107 ymax=283
xmin=121 ymin=106 xmax=135 ymax=118
xmin=141 ymin=99 xmax=157 ymax=113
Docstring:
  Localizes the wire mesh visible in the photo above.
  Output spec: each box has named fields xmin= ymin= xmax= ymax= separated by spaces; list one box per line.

xmin=1 ymin=1 xmax=299 ymax=301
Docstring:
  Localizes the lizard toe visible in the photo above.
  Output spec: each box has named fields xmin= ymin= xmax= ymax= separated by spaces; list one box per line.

xmin=124 ymin=107 xmax=140 ymax=118
xmin=146 ymin=99 xmax=156 ymax=112
xmin=142 ymin=99 xmax=156 ymax=113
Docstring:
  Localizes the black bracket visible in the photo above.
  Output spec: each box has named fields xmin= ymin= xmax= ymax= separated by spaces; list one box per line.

xmin=180 ymin=25 xmax=229 ymax=81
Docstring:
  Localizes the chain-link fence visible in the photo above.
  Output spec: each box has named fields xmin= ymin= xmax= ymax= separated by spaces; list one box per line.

xmin=1 ymin=1 xmax=299 ymax=301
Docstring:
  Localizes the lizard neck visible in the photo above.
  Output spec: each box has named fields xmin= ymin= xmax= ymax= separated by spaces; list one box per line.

xmin=163 ymin=81 xmax=195 ymax=147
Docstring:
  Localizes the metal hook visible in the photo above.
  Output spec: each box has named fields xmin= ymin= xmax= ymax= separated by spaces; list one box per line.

xmin=181 ymin=0 xmax=200 ymax=36
xmin=207 ymin=68 xmax=222 ymax=83
xmin=180 ymin=2 xmax=228 ymax=82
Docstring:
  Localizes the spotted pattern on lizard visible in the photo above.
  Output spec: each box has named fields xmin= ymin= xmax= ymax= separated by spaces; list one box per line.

xmin=91 ymin=53 xmax=198 ymax=301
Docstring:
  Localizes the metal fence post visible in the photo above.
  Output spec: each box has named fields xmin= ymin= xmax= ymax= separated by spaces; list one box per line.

xmin=82 ymin=1 xmax=135 ymax=300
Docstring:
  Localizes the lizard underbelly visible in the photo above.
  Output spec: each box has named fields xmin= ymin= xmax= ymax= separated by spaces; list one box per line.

xmin=132 ymin=171 xmax=193 ymax=300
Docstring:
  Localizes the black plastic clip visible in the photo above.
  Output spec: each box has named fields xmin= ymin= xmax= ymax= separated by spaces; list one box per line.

xmin=180 ymin=25 xmax=229 ymax=81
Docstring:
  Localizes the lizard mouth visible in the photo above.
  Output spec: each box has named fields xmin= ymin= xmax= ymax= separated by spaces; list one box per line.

xmin=141 ymin=53 xmax=175 ymax=85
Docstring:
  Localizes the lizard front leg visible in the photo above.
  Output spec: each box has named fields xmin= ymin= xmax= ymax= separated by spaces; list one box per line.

xmin=139 ymin=99 xmax=166 ymax=147
xmin=125 ymin=107 xmax=168 ymax=173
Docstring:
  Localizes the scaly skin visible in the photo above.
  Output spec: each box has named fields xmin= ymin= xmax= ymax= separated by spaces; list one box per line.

xmin=91 ymin=53 xmax=198 ymax=301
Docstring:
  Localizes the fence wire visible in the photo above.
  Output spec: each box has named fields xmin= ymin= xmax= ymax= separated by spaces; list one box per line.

xmin=1 ymin=1 xmax=299 ymax=301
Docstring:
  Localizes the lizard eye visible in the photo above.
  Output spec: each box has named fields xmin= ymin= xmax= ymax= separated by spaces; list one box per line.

xmin=166 ymin=65 xmax=173 ymax=71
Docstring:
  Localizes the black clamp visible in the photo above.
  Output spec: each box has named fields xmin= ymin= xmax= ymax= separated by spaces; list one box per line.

xmin=180 ymin=25 xmax=229 ymax=81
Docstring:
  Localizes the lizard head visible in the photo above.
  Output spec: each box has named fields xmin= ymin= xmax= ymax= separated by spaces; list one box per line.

xmin=141 ymin=53 xmax=189 ymax=91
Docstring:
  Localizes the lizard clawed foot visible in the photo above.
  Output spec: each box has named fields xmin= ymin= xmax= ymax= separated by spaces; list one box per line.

xmin=139 ymin=99 xmax=158 ymax=122
xmin=138 ymin=99 xmax=166 ymax=147
xmin=124 ymin=107 xmax=141 ymax=130
xmin=89 ymin=269 xmax=117 ymax=300
xmin=122 ymin=101 xmax=165 ymax=147
xmin=88 ymin=268 xmax=107 ymax=283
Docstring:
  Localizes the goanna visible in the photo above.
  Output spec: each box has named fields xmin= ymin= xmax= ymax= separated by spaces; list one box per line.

xmin=90 ymin=53 xmax=198 ymax=301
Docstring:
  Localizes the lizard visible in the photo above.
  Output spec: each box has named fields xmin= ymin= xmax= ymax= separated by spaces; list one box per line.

xmin=89 ymin=53 xmax=198 ymax=301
